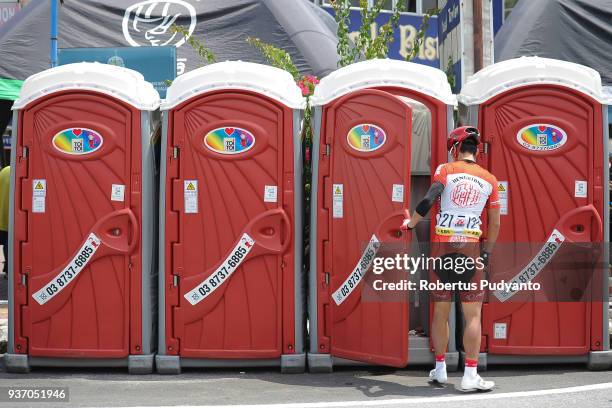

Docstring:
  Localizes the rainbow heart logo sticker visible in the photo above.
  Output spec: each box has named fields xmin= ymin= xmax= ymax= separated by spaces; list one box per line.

xmin=204 ymin=127 xmax=255 ymax=155
xmin=347 ymin=124 xmax=386 ymax=152
xmin=517 ymin=124 xmax=567 ymax=151
xmin=52 ymin=128 xmax=103 ymax=155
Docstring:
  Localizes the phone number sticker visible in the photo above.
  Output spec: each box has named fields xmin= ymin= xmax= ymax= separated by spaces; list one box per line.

xmin=494 ymin=229 xmax=565 ymax=302
xmin=32 ymin=233 xmax=101 ymax=305
xmin=184 ymin=233 xmax=255 ymax=305
xmin=332 ymin=234 xmax=380 ymax=306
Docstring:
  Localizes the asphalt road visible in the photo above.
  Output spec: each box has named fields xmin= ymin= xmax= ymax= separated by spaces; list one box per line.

xmin=0 ymin=363 xmax=610 ymax=408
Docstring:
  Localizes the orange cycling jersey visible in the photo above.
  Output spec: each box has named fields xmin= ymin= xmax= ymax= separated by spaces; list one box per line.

xmin=432 ymin=160 xmax=499 ymax=241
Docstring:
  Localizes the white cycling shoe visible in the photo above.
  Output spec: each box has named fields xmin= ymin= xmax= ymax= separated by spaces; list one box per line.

xmin=460 ymin=374 xmax=495 ymax=391
xmin=429 ymin=368 xmax=448 ymax=384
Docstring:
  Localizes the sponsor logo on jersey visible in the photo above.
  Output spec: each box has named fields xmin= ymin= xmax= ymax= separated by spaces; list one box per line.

xmin=450 ymin=181 xmax=481 ymax=206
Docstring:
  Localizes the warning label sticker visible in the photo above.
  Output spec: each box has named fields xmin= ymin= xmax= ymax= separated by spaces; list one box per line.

xmin=32 ymin=179 xmax=46 ymax=213
xmin=184 ymin=180 xmax=198 ymax=214
xmin=33 ymin=179 xmax=46 ymax=196
xmin=333 ymin=184 xmax=343 ymax=219
xmin=497 ymin=181 xmax=508 ymax=215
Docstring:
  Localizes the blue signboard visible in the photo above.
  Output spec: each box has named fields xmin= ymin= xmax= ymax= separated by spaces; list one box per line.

xmin=438 ymin=0 xmax=462 ymax=92
xmin=323 ymin=6 xmax=439 ymax=68
xmin=492 ymin=0 xmax=504 ymax=35
xmin=58 ymin=46 xmax=176 ymax=98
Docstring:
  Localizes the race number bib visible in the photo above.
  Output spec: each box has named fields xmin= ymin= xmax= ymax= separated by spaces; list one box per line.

xmin=32 ymin=233 xmax=101 ymax=305
xmin=184 ymin=233 xmax=255 ymax=306
xmin=435 ymin=212 xmax=481 ymax=238
xmin=332 ymin=235 xmax=380 ymax=306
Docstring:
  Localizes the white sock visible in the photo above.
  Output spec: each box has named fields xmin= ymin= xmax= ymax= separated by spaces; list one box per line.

xmin=464 ymin=365 xmax=477 ymax=378
xmin=435 ymin=360 xmax=446 ymax=372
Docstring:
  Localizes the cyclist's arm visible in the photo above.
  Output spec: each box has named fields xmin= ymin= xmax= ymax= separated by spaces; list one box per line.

xmin=483 ymin=207 xmax=500 ymax=253
xmin=405 ymin=181 xmax=444 ymax=229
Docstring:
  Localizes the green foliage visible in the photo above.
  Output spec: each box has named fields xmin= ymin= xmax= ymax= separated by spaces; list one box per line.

xmin=332 ymin=1 xmax=353 ymax=67
xmin=331 ymin=1 xmax=439 ymax=66
xmin=444 ymin=55 xmax=456 ymax=90
xmin=246 ymin=37 xmax=300 ymax=81
xmin=332 ymin=0 xmax=406 ymax=67
xmin=171 ymin=25 xmax=216 ymax=64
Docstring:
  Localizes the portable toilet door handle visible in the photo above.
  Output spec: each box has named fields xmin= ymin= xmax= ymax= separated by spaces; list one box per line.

xmin=376 ymin=210 xmax=411 ymax=243
xmin=556 ymin=204 xmax=602 ymax=243
xmin=92 ymin=208 xmax=139 ymax=255
xmin=245 ymin=208 xmax=292 ymax=256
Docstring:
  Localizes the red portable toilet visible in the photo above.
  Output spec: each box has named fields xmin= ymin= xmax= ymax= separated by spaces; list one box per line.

xmin=156 ymin=61 xmax=306 ymax=374
xmin=458 ymin=57 xmax=612 ymax=369
xmin=5 ymin=63 xmax=160 ymax=373
xmin=308 ymin=59 xmax=458 ymax=372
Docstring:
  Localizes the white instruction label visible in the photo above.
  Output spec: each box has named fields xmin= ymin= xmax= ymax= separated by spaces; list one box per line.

xmin=332 ymin=184 xmax=343 ymax=218
xmin=494 ymin=322 xmax=507 ymax=339
xmin=32 ymin=179 xmax=46 ymax=213
xmin=264 ymin=185 xmax=278 ymax=203
xmin=392 ymin=184 xmax=404 ymax=203
xmin=184 ymin=180 xmax=198 ymax=214
xmin=111 ymin=184 xmax=125 ymax=202
xmin=332 ymin=235 xmax=381 ymax=305
xmin=32 ymin=196 xmax=45 ymax=213
xmin=32 ymin=233 xmax=101 ymax=305
xmin=184 ymin=233 xmax=255 ymax=305
xmin=574 ymin=180 xmax=587 ymax=198
xmin=497 ymin=181 xmax=508 ymax=215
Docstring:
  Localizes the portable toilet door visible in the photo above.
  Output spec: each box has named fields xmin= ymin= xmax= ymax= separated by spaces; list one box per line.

xmin=156 ymin=61 xmax=306 ymax=374
xmin=308 ymin=59 xmax=458 ymax=372
xmin=459 ymin=57 xmax=612 ymax=370
xmin=5 ymin=63 xmax=160 ymax=373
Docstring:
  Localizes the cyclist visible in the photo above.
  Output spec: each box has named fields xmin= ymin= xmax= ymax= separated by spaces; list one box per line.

xmin=401 ymin=126 xmax=501 ymax=391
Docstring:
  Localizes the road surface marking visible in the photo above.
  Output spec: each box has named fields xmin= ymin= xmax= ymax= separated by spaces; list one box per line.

xmin=105 ymin=381 xmax=612 ymax=407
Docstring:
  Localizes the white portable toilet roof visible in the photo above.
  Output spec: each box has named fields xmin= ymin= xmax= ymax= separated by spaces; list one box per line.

xmin=458 ymin=56 xmax=607 ymax=105
xmin=12 ymin=62 xmax=160 ymax=111
xmin=161 ymin=61 xmax=306 ymax=110
xmin=310 ymin=59 xmax=457 ymax=106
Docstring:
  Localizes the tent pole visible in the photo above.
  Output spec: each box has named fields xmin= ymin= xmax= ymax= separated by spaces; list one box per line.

xmin=50 ymin=0 xmax=58 ymax=67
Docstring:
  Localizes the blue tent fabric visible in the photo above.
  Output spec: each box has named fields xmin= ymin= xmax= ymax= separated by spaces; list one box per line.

xmin=495 ymin=0 xmax=612 ymax=86
xmin=0 ymin=0 xmax=339 ymax=82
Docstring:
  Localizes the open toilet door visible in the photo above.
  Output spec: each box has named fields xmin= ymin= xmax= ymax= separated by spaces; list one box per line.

xmin=321 ymin=89 xmax=412 ymax=367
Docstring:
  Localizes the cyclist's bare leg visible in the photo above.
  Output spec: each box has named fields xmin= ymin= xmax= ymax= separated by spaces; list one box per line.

xmin=461 ymin=301 xmax=482 ymax=360
xmin=432 ymin=301 xmax=452 ymax=356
